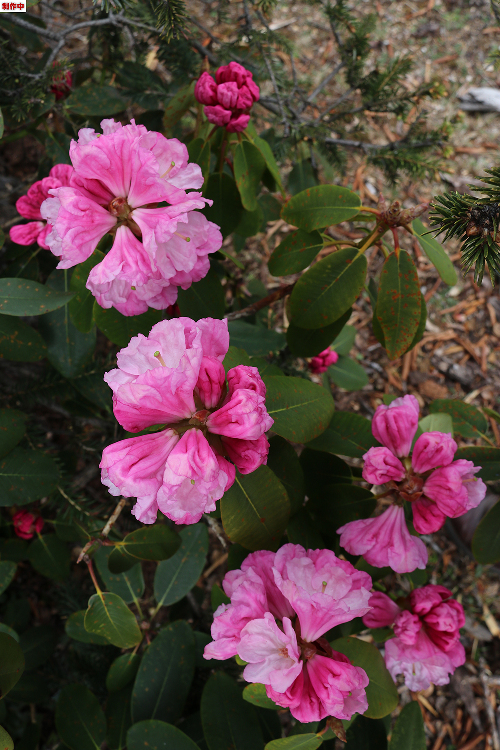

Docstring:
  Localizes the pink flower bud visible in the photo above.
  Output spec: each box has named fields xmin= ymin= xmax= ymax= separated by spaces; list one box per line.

xmin=423 ymin=460 xmax=486 ymax=517
xmin=236 ymin=84 xmax=255 ymax=110
xmin=216 ymin=61 xmax=250 ymax=86
xmin=393 ymin=610 xmax=422 ymax=645
xmin=308 ymin=348 xmax=339 ymax=374
xmin=194 ymin=71 xmax=218 ymax=105
xmin=362 ymin=446 xmax=405 ymax=485
xmin=204 ymin=104 xmax=232 ymax=127
xmin=217 ymin=82 xmax=239 ymax=109
xmin=227 ymin=365 xmax=266 ymax=398
xmin=222 ymin=435 xmax=269 ymax=474
xmin=411 ymin=496 xmax=446 ymax=534
xmin=412 ymin=431 xmax=457 ymax=474
xmin=206 ymin=389 xmax=273 ymax=440
xmin=306 ymin=652 xmax=369 ymax=721
xmin=226 ymin=113 xmax=251 ymax=133
xmin=195 ymin=356 xmax=226 ymax=409
xmin=13 ymin=510 xmax=44 ymax=540
xmin=362 ymin=592 xmax=401 ymax=629
xmin=371 ymin=394 xmax=420 ymax=457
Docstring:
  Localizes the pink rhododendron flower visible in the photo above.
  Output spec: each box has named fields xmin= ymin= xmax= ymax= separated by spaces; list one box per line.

xmin=13 ymin=510 xmax=44 ymax=540
xmin=10 ymin=164 xmax=73 ymax=249
xmin=308 ymin=348 xmax=339 ymax=374
xmin=204 ymin=543 xmax=372 ymax=722
xmin=338 ymin=396 xmax=486 ymax=572
xmin=100 ymin=317 xmax=273 ymax=525
xmin=40 ymin=119 xmax=222 ymax=315
xmin=195 ymin=62 xmax=259 ymax=133
xmin=362 ymin=585 xmax=465 ymax=691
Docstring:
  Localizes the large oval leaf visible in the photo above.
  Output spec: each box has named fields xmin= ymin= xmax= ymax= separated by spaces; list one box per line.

xmin=154 ymin=523 xmax=208 ymax=608
xmin=65 ymin=611 xmax=110 ymax=645
xmin=19 ymin=625 xmax=57 ymax=671
xmin=286 ymin=309 xmax=352 ymax=358
xmin=221 ymin=466 xmax=290 ymax=551
xmin=66 ymin=84 xmax=128 ymax=115
xmin=454 ymin=446 xmax=500 ymax=482
xmin=472 ymin=500 xmax=500 ymax=564
xmin=55 ymin=684 xmax=107 ymax=750
xmin=128 ymin=720 xmax=199 ymax=750
xmin=94 ymin=547 xmax=145 ymax=604
xmin=413 ymin=219 xmax=457 ymax=286
xmin=0 ymin=408 xmax=26 ymax=459
xmin=94 ymin=304 xmax=163 ymax=348
xmin=106 ymin=653 xmax=142 ymax=693
xmin=68 ymin=251 xmax=105 ymax=333
xmin=201 ymin=672 xmax=264 ymax=750
xmin=106 ymin=685 xmax=132 ymax=750
xmin=388 ymin=700 xmax=425 ymax=750
xmin=268 ymin=230 xmax=323 ymax=276
xmin=281 ymin=185 xmax=361 ymax=231
xmin=0 ymin=726 xmax=13 ymax=750
xmin=132 ymin=621 xmax=195 ymax=723
xmin=0 ymin=279 xmax=73 ymax=317
xmin=84 ymin=592 xmax=142 ymax=649
xmin=429 ymin=400 xmax=488 ymax=440
xmin=331 ymin=637 xmax=398 ymax=718
xmin=0 ymin=448 xmax=60 ymax=506
xmin=203 ymin=173 xmax=243 ymax=238
xmin=300 ymin=449 xmax=352 ymax=499
xmin=108 ymin=524 xmax=181 ymax=574
xmin=242 ymin=683 xmax=280 ymax=710
xmin=0 ymin=315 xmax=47 ymax=362
xmin=376 ymin=251 xmax=422 ymax=360
xmin=0 ymin=632 xmax=24 ymax=699
xmin=345 ymin=715 xmax=388 ymax=750
xmin=306 ymin=412 xmax=379 ymax=458
xmin=28 ymin=534 xmax=71 ymax=581
xmin=267 ymin=436 xmax=305 ymax=516
xmin=0 ymin=561 xmax=16 ymax=596
xmin=309 ymin=484 xmax=376 ymax=533
xmin=264 ymin=376 xmax=334 ymax=442
xmin=228 ymin=321 xmax=286 ymax=356
xmin=177 ymin=269 xmax=226 ymax=320
xmin=289 ymin=249 xmax=367 ymax=329
xmin=234 ymin=140 xmax=266 ymax=212
xmin=328 ymin=355 xmax=368 ymax=391
xmin=265 ymin=737 xmax=323 ymax=750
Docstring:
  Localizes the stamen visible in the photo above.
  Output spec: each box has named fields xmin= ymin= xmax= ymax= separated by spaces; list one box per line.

xmin=191 ymin=479 xmax=195 ymax=485
xmin=174 ymin=232 xmax=191 ymax=242
xmin=322 ymin=581 xmax=328 ymax=592
xmin=154 ymin=351 xmax=167 ymax=367
xmin=131 ymin=286 xmax=136 ymax=290
xmin=161 ymin=161 xmax=176 ymax=178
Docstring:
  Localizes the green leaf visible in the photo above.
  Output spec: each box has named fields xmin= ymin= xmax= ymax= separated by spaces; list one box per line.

xmin=329 ymin=355 xmax=368 ymax=391
xmin=66 ymin=84 xmax=128 ymax=115
xmin=65 ymin=611 xmax=110 ymax=645
xmin=223 ymin=345 xmax=252 ymax=371
xmin=376 ymin=251 xmax=422 ymax=360
xmin=289 ymin=249 xmax=367 ymax=329
xmin=331 ymin=637 xmax=398 ymax=719
xmin=286 ymin=309 xmax=352 ymax=358
xmin=0 ymin=561 xmax=16 ymax=596
xmin=412 ymin=219 xmax=457 ymax=286
xmin=0 ymin=448 xmax=60 ymax=506
xmin=268 ymin=230 xmax=323 ymax=276
xmin=286 ymin=508 xmax=324 ymax=549
xmin=288 ymin=159 xmax=318 ymax=196
xmin=28 ymin=534 xmax=70 ymax=580
xmin=0 ymin=633 xmax=24 ymax=698
xmin=94 ymin=547 xmax=145 ymax=604
xmin=228 ymin=321 xmax=286 ymax=356
xmin=108 ymin=524 xmax=181 ymax=574
xmin=39 ymin=270 xmax=95 ymax=378
xmin=201 ymin=672 xmax=264 ymax=750
xmin=106 ymin=685 xmax=132 ymax=750
xmin=85 ymin=592 xmax=142 ymax=649
xmin=106 ymin=653 xmax=141 ymax=693
xmin=7 ymin=672 xmax=47 ymax=704
xmin=128 ymin=720 xmax=199 ymax=750
xmin=71 ymin=372 xmax=112 ymax=413
xmin=93 ymin=304 xmax=163 ymax=348
xmin=234 ymin=140 xmax=266 ymax=211
xmin=409 ymin=293 xmax=427 ymax=349
xmin=472 ymin=500 xmax=500 ymax=563
xmin=221 ymin=466 xmax=290 ymax=551
xmin=0 ymin=624 xmax=19 ymax=642
xmin=0 ymin=315 xmax=47 ymax=362
xmin=0 ymin=408 xmax=26 ymax=459
xmin=177 ymin=269 xmax=225 ymax=320
xmin=417 ymin=413 xmax=453 ymax=436
xmin=345 ymin=715 xmax=388 ymax=750
xmin=242 ymin=683 xmax=280 ymax=710
xmin=388 ymin=700 xmax=425 ymax=750
xmin=300 ymin=448 xmax=351 ymax=499
xmin=234 ymin=205 xmax=264 ymax=241
xmin=331 ymin=324 xmax=356 ymax=356
xmin=267 ymin=435 xmax=305 ymax=516
xmin=281 ymin=185 xmax=361 ymax=231
xmin=163 ymin=81 xmax=195 ymax=134
xmin=132 ymin=621 xmax=195 ymax=723
xmin=253 ymin=135 xmax=283 ymax=192
xmin=306 ymin=412 xmax=379 ymax=457
xmin=56 ymin=684 xmax=107 ymax=750
xmin=429 ymin=400 xmax=488 ymax=440
xmin=265 ymin=736 xmax=323 ymax=749
xmin=19 ymin=625 xmax=57 ymax=671
xmin=154 ymin=523 xmax=208 ymax=608
xmin=68 ymin=251 xmax=104 ymax=333
xmin=454 ymin=446 xmax=500 ymax=481
xmin=264 ymin=376 xmax=334 ymax=442
xmin=0 ymin=726 xmax=13 ymax=750
xmin=187 ymin=137 xmax=211 ymax=187
xmin=0 ymin=278 xmax=73 ymax=317
xmin=309 ymin=484 xmax=376 ymax=532
xmin=211 ymin=582 xmax=230 ymax=610
xmin=203 ymin=173 xmax=243 ymax=238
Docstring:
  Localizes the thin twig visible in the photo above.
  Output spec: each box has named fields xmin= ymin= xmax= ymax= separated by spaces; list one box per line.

xmin=101 ymin=497 xmax=128 ymax=538
xmin=225 ymin=284 xmax=294 ymax=321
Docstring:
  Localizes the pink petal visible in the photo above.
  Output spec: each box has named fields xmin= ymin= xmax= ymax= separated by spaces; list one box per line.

xmin=10 ymin=222 xmax=45 ymax=246
xmin=371 ymin=394 xmax=420 ymax=457
xmin=362 ymin=446 xmax=405 ymax=485
xmin=412 ymin=431 xmax=457 ymax=474
xmin=362 ymin=591 xmax=401 ymax=629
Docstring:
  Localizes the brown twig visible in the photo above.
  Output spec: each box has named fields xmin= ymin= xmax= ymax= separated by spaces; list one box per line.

xmin=225 ymin=284 xmax=295 ymax=321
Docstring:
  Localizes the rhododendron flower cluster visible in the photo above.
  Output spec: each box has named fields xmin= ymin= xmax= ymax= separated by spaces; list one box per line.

xmin=309 ymin=347 xmax=338 ymax=374
xmin=13 ymin=510 xmax=44 ymax=540
xmin=204 ymin=544 xmax=372 ymax=722
xmin=195 ymin=62 xmax=259 ymax=133
xmin=363 ymin=585 xmax=466 ymax=691
xmin=100 ymin=317 xmax=273 ymax=525
xmin=10 ymin=164 xmax=73 ymax=249
xmin=40 ymin=119 xmax=222 ymax=316
xmin=337 ymin=395 xmax=486 ymax=573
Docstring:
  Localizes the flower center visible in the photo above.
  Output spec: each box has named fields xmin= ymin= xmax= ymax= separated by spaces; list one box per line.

xmin=108 ymin=196 xmax=131 ymax=218
xmin=397 ymin=472 xmax=424 ymax=503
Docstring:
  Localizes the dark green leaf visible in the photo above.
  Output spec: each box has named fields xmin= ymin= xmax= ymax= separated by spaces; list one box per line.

xmin=0 ymin=726 xmax=13 ymax=750
xmin=106 ymin=685 xmax=132 ymax=750
xmin=0 ymin=448 xmax=60 ymax=506
xmin=290 ymin=249 xmax=367 ymax=329
xmin=56 ymin=684 xmax=107 ymax=750
xmin=71 ymin=373 xmax=112 ymax=413
xmin=264 ymin=376 xmax=334 ymax=442
xmin=94 ymin=304 xmax=163 ymax=348
xmin=108 ymin=524 xmax=181 ymax=574
xmin=265 ymin=736 xmax=323 ymax=749
xmin=234 ymin=205 xmax=265 ymax=240
xmin=28 ymin=534 xmax=70 ymax=580
xmin=211 ymin=582 xmax=230 ymax=610
xmin=228 ymin=321 xmax=286 ymax=356
xmin=429 ymin=400 xmax=488 ymax=440
xmin=201 ymin=672 xmax=264 ymax=750
xmin=234 ymin=140 xmax=266 ymax=211
xmin=300 ymin=448 xmax=351 ymax=499
xmin=259 ymin=194 xmax=282 ymax=225
xmin=329 ymin=355 xmax=368 ymax=391
xmin=287 ymin=159 xmax=318 ymax=196
xmin=344 ymin=715 xmax=388 ymax=750
xmin=331 ymin=324 xmax=356 ymax=356
xmin=154 ymin=524 xmax=208 ymax=608
xmin=203 ymin=174 xmax=243 ymax=238
xmin=163 ymin=82 xmax=195 ymax=134
xmin=388 ymin=700 xmax=425 ymax=750
xmin=268 ymin=230 xmax=323 ymax=276
xmin=309 ymin=484 xmax=376 ymax=532
xmin=16 ymin=720 xmax=41 ymax=750
xmin=306 ymin=412 xmax=379 ymax=458
xmin=0 ymin=561 xmax=16 ymax=595
xmin=177 ymin=269 xmax=225 ymax=320
xmin=65 ymin=611 xmax=110 ymax=645
xmin=0 ymin=633 xmax=24 ymax=699
xmin=187 ymin=137 xmax=211 ymax=187
xmin=0 ymin=278 xmax=73 ymax=316
xmin=66 ymin=85 xmax=128 ymax=115
xmin=331 ymin=637 xmax=398 ymax=718
xmin=408 ymin=293 xmax=427 ymax=350
xmin=223 ymin=345 xmax=252 ymax=372
xmin=68 ymin=251 xmax=104 ymax=333
xmin=0 ymin=408 xmax=26 ymax=459
xmin=94 ymin=546 xmax=145 ymax=604
xmin=287 ymin=508 xmax=324 ymax=549
xmin=267 ymin=435 xmax=305 ymax=515
xmin=376 ymin=251 xmax=422 ymax=360
xmin=472 ymin=500 xmax=500 ymax=564
xmin=85 ymin=592 xmax=142 ymax=649
xmin=132 ymin=621 xmax=195 ymax=723
xmin=412 ymin=219 xmax=457 ymax=286
xmin=7 ymin=672 xmax=47 ymax=703
xmin=106 ymin=653 xmax=142 ymax=693
xmin=253 ymin=135 xmax=283 ymax=192
xmin=242 ymin=683 xmax=280 ymax=710
xmin=221 ymin=466 xmax=290 ymax=551
xmin=281 ymin=185 xmax=361 ymax=231
xmin=19 ymin=625 xmax=57 ymax=671
xmin=128 ymin=720 xmax=199 ymax=750
xmin=0 ymin=315 xmax=46 ymax=362
xmin=286 ymin=309 xmax=352 ymax=358
xmin=417 ymin=413 xmax=453 ymax=436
